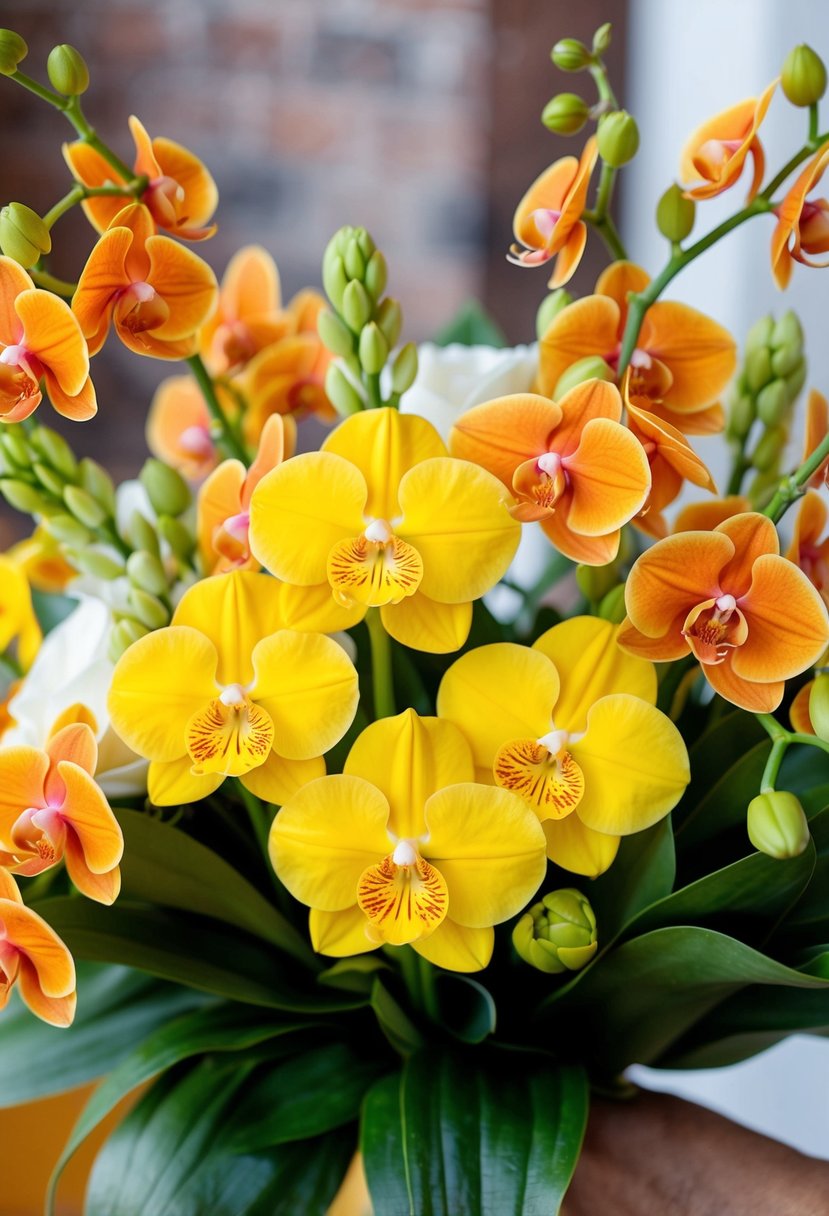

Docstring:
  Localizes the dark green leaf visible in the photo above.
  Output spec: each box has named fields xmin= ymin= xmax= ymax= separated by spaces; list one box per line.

xmin=433 ymin=301 xmax=506 ymax=348
xmin=31 ymin=588 xmax=77 ymax=634
xmin=433 ymin=973 xmax=496 ymax=1044
xmin=589 ymin=817 xmax=676 ymax=940
xmin=318 ymin=955 xmax=390 ymax=993
xmin=370 ymin=975 xmax=425 ymax=1055
xmin=783 ymin=807 xmax=829 ymax=942
xmin=675 ymin=739 xmax=769 ymax=850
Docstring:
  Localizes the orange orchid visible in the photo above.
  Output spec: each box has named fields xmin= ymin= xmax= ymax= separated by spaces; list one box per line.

xmin=450 ymin=379 xmax=650 ymax=565
xmin=786 ymin=490 xmax=829 ymax=608
xmin=507 ymin=137 xmax=599 ymax=288
xmin=618 ymin=512 xmax=829 ymax=712
xmin=64 ymin=115 xmax=217 ymax=241
xmin=674 ymin=495 xmax=750 ymax=533
xmin=146 ymin=375 xmax=224 ymax=481
xmin=0 ymin=721 xmax=123 ymax=904
xmin=197 ymin=414 xmax=296 ymax=574
xmin=771 ymin=143 xmax=829 ymax=289
xmin=241 ymin=333 xmax=335 ymax=442
xmin=625 ymin=394 xmax=717 ymax=539
xmin=0 ymin=867 xmax=76 ymax=1026
xmin=72 ymin=204 xmax=218 ymax=361
xmin=200 ymin=246 xmax=294 ymax=375
xmin=680 ymin=81 xmax=776 ymax=201
xmin=0 ymin=257 xmax=96 ymax=424
xmin=538 ymin=262 xmax=737 ymax=435
xmin=804 ymin=389 xmax=828 ymax=489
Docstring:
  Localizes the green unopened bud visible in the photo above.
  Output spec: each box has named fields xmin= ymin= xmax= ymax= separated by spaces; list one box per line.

xmin=325 ymin=363 xmax=364 ymax=417
xmin=756 ymin=380 xmax=790 ymax=427
xmin=317 ymin=308 xmax=355 ymax=358
xmin=341 ymin=280 xmax=372 ymax=333
xmin=597 ymin=110 xmax=639 ymax=167
xmin=0 ymin=430 xmax=30 ymax=470
xmin=536 ymin=288 xmax=573 ymax=339
xmin=358 ymin=322 xmax=389 ymax=375
xmin=391 ymin=342 xmax=418 ymax=396
xmin=375 ymin=297 xmax=402 ymax=348
xmin=745 ymin=346 xmax=773 ymax=392
xmin=46 ymin=43 xmax=90 ymax=95
xmin=108 ymin=618 xmax=149 ymax=663
xmin=0 ymin=478 xmax=50 ymax=515
xmin=344 ymin=237 xmax=366 ymax=282
xmin=785 ymin=359 xmax=807 ymax=404
xmin=781 ymin=44 xmax=827 ymax=107
xmin=551 ymin=38 xmax=594 ymax=72
xmin=655 ymin=184 xmax=695 ymax=242
xmin=745 ymin=314 xmax=774 ymax=354
xmin=592 ymin=23 xmax=612 ymax=55
xmin=553 ymin=355 xmax=614 ymax=399
xmin=126 ymin=588 xmax=169 ymax=630
xmin=157 ymin=514 xmax=195 ymax=561
xmin=747 ymin=467 xmax=782 ymax=506
xmin=809 ymin=674 xmax=829 ymax=741
xmin=541 ymin=93 xmax=590 ymax=136
xmin=726 ymin=392 xmax=756 ymax=441
xmin=0 ymin=202 xmax=52 ymax=269
xmin=513 ymin=889 xmax=598 ymax=975
xmin=770 ymin=344 xmax=802 ymax=379
xmin=751 ymin=425 xmax=787 ymax=472
xmin=598 ymin=584 xmax=627 ymax=624
xmin=29 ymin=426 xmax=77 ymax=480
xmin=139 ymin=458 xmax=191 ymax=517
xmin=322 ymin=253 xmax=348 ymax=312
xmin=42 ymin=513 xmax=93 ymax=547
xmin=127 ymin=550 xmax=169 ymax=597
xmin=79 ymin=459 xmax=116 ymax=514
xmin=575 ymin=561 xmax=618 ymax=603
xmin=63 ymin=484 xmax=106 ymax=529
xmin=365 ymin=251 xmax=388 ymax=301
xmin=771 ymin=310 xmax=804 ymax=353
xmin=126 ymin=509 xmax=160 ymax=558
xmin=33 ymin=462 xmax=66 ymax=499
xmin=70 ymin=547 xmax=125 ymax=580
xmin=747 ymin=791 xmax=810 ymax=859
xmin=0 ymin=30 xmax=27 ymax=75
xmin=354 ymin=227 xmax=376 ymax=261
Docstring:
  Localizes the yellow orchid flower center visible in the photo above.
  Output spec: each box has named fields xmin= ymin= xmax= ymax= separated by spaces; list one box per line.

xmin=114 ymin=282 xmax=171 ymax=336
xmin=185 ymin=682 xmax=274 ymax=777
xmin=357 ymin=837 xmax=449 ymax=946
xmin=682 ymin=593 xmax=748 ymax=665
xmin=327 ymin=517 xmax=424 ymax=609
xmin=494 ymin=728 xmax=585 ymax=820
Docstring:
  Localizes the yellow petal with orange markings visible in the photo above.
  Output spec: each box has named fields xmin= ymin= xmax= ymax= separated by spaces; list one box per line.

xmin=323 ymin=407 xmax=446 ymax=522
xmin=705 ymin=659 xmax=783 ymax=712
xmin=412 ymin=919 xmax=494 ymax=972
xmin=533 ymin=616 xmax=657 ymax=728
xmin=640 ymin=301 xmax=737 ymax=412
xmin=249 ymin=450 xmax=367 ymax=586
xmin=423 ymin=782 xmax=546 ymax=927
xmin=0 ymin=256 xmax=33 ymax=343
xmin=540 ymin=510 xmax=621 ymax=566
xmin=57 ymin=762 xmax=123 ymax=873
xmin=542 ymin=816 xmax=620 ymax=878
xmin=62 ymin=139 xmax=130 ymax=233
xmin=108 ymin=626 xmax=219 ymax=762
xmin=148 ymin=757 xmax=223 ymax=807
xmin=732 ymin=555 xmax=829 ymax=682
xmin=72 ymin=227 xmax=132 ymax=339
xmin=44 ymin=371 xmax=98 ymax=422
xmin=537 ymin=294 xmax=620 ymax=397
xmin=493 ymin=737 xmax=584 ymax=820
xmin=0 ymin=900 xmax=75 ymax=996
xmin=553 ymin=378 xmax=624 ymax=456
xmin=548 ymin=221 xmax=587 ymax=288
xmin=715 ymin=512 xmax=779 ymax=597
xmin=616 ymin=616 xmax=690 ymax=663
xmin=596 ymin=260 xmax=651 ymax=310
xmin=572 ymin=694 xmax=689 ymax=835
xmin=790 ymin=681 xmax=816 ymax=735
xmin=275 ymin=580 xmax=366 ymax=634
xmin=64 ymin=831 xmax=120 ymax=905
xmin=15 ymin=290 xmax=89 ymax=395
xmin=251 ymin=630 xmax=358 ymax=760
xmin=186 ymin=695 xmax=274 ymax=777
xmin=173 ymin=569 xmax=287 ymax=687
xmin=398 ymin=457 xmax=520 ymax=603
xmin=143 ymin=236 xmax=217 ymax=339
xmin=624 ymin=530 xmax=733 ymax=637
xmin=0 ymin=748 xmax=49 ymax=843
xmin=380 ymin=593 xmax=471 ymax=654
xmin=345 ymin=710 xmax=473 ymax=841
xmin=565 ymin=418 xmax=650 ymax=535
xmin=47 ymin=722 xmax=97 ymax=777
xmin=328 ymin=532 xmax=423 ymax=608
xmin=675 ymin=496 xmax=750 ymax=532
xmin=220 ymin=245 xmax=281 ymax=322
xmin=437 ymin=642 xmax=558 ymax=769
xmin=241 ymin=752 xmax=325 ymax=805
xmin=152 ymin=135 xmax=219 ymax=232
xmin=16 ymin=959 xmax=76 ymax=1027
xmin=309 ymin=906 xmax=376 ymax=957
xmin=269 ymin=773 xmax=391 ymax=912
xmin=357 ymin=851 xmax=448 ymax=946
xmin=450 ymin=394 xmax=563 ymax=489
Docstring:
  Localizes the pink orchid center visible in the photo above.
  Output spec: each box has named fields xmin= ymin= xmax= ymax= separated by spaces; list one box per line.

xmin=697 ymin=137 xmax=744 ymax=173
xmin=530 ymin=207 xmax=562 ymax=243
xmin=0 ymin=343 xmax=44 ymax=383
xmin=145 ymin=174 xmax=186 ymax=228
xmin=179 ymin=424 xmax=215 ymax=459
xmin=12 ymin=805 xmax=66 ymax=865
xmin=115 ymin=281 xmax=170 ymax=335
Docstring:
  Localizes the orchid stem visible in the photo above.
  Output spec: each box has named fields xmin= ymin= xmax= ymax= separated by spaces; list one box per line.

xmin=28 ymin=269 xmax=78 ymax=297
xmin=187 ymin=354 xmax=248 ymax=463
xmin=755 ymin=714 xmax=829 ymax=792
xmin=366 ymin=608 xmax=396 ymax=719
xmin=762 ymin=430 xmax=829 ymax=523
xmin=42 ymin=181 xmax=145 ymax=231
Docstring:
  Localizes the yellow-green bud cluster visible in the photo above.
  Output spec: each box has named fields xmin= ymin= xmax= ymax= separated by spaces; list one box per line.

xmin=0 ymin=29 xmax=27 ymax=76
xmin=512 ymin=888 xmax=598 ymax=974
xmin=781 ymin=45 xmax=827 ymax=108
xmin=0 ymin=202 xmax=51 ymax=269
xmin=747 ymin=791 xmax=810 ymax=859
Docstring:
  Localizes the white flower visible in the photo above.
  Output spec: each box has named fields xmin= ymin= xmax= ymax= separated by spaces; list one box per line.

xmin=400 ymin=342 xmax=538 ymax=440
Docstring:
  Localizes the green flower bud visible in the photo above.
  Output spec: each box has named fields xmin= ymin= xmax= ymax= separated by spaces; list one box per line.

xmin=751 ymin=425 xmax=787 ymax=472
xmin=358 ymin=322 xmax=389 ymax=376
xmin=655 ymin=184 xmax=695 ymax=242
xmin=781 ymin=44 xmax=827 ymax=107
xmin=391 ymin=342 xmax=419 ymax=396
xmin=747 ymin=791 xmax=810 ymax=859
xmin=317 ymin=307 xmax=355 ymax=358
xmin=126 ymin=509 xmax=160 ymax=557
xmin=592 ymin=23 xmax=612 ymax=55
xmin=747 ymin=467 xmax=781 ymax=506
xmin=744 ymin=346 xmax=773 ymax=392
xmin=726 ymin=392 xmax=756 ymax=442
xmin=809 ymin=673 xmax=829 ymax=742
xmin=354 ymin=227 xmax=376 ymax=261
xmin=126 ymin=588 xmax=169 ymax=631
xmin=79 ymin=458 xmax=116 ymax=514
xmin=598 ymin=584 xmax=627 ymax=624
xmin=575 ymin=560 xmax=618 ymax=603
xmin=513 ymin=889 xmax=598 ymax=974
xmin=342 ymin=280 xmax=372 ymax=333
xmin=325 ymin=363 xmax=364 ymax=417
xmin=63 ymin=484 xmax=107 ymax=528
xmin=108 ymin=618 xmax=149 ymax=664
xmin=42 ymin=513 xmax=93 ymax=547
xmin=0 ymin=430 xmax=30 ymax=470
xmin=322 ymin=253 xmax=348 ymax=312
xmin=745 ymin=314 xmax=774 ymax=353
xmin=127 ymin=549 xmax=169 ymax=597
xmin=365 ymin=250 xmax=388 ymax=301
xmin=771 ymin=310 xmax=804 ymax=353
xmin=0 ymin=202 xmax=52 ymax=269
xmin=0 ymin=29 xmax=27 ymax=75
xmin=69 ymin=547 xmax=125 ymax=580
xmin=29 ymin=426 xmax=77 ymax=481
xmin=770 ymin=344 xmax=803 ymax=379
xmin=46 ymin=43 xmax=90 ymax=95
xmin=0 ymin=478 xmax=50 ymax=515
xmin=756 ymin=380 xmax=790 ymax=427
xmin=784 ymin=358 xmax=807 ymax=403
xmin=551 ymin=38 xmax=594 ymax=72
xmin=139 ymin=458 xmax=191 ymax=517
xmin=344 ymin=237 xmax=366 ymax=282
xmin=597 ymin=110 xmax=640 ymax=167
xmin=375 ymin=297 xmax=402 ymax=348
xmin=33 ymin=462 xmax=66 ymax=499
xmin=541 ymin=93 xmax=591 ymax=136
xmin=553 ymin=355 xmax=615 ymax=399
xmin=536 ymin=288 xmax=573 ymax=339
xmin=156 ymin=514 xmax=195 ymax=561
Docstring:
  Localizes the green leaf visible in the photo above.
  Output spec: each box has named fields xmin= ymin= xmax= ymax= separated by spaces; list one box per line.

xmin=318 ymin=955 xmax=390 ymax=994
xmin=784 ymin=806 xmax=829 ymax=942
xmin=31 ymin=588 xmax=77 ymax=634
xmin=433 ymin=300 xmax=506 ymax=348
xmin=433 ymin=972 xmax=497 ymax=1044
xmin=675 ymin=739 xmax=769 ymax=851
xmin=117 ymin=807 xmax=312 ymax=965
xmin=362 ymin=1050 xmax=588 ymax=1216
xmin=370 ymin=975 xmax=425 ymax=1055
xmin=0 ymin=963 xmax=205 ymax=1107
xmin=589 ymin=817 xmax=676 ymax=940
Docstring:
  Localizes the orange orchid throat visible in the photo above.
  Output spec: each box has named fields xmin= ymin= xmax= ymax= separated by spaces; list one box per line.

xmin=511 ymin=452 xmax=569 ymax=519
xmin=682 ymin=592 xmax=747 ymax=664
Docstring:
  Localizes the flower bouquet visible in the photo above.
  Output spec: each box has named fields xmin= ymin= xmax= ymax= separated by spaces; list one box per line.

xmin=0 ymin=20 xmax=828 ymax=1215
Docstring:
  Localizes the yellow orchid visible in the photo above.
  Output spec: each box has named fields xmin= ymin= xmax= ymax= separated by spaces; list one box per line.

xmin=437 ymin=617 xmax=690 ymax=877
xmin=269 ymin=709 xmax=547 ymax=973
xmin=107 ymin=570 xmax=359 ymax=806
xmin=248 ymin=407 xmax=521 ymax=654
xmin=0 ymin=553 xmax=42 ymax=673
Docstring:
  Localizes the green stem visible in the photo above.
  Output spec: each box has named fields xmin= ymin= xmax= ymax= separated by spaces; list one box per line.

xmin=756 ymin=713 xmax=788 ymax=743
xmin=762 ymin=430 xmax=829 ymax=523
xmin=588 ymin=62 xmax=618 ymax=109
xmin=10 ymin=69 xmax=64 ymax=108
xmin=760 ymin=738 xmax=788 ymax=792
xmin=790 ymin=732 xmax=829 ymax=755
xmin=416 ymin=954 xmax=440 ymax=1022
xmin=42 ymin=181 xmax=143 ymax=230
xmin=63 ymin=96 xmax=135 ymax=180
xmin=366 ymin=371 xmax=383 ymax=410
xmin=186 ymin=354 xmax=248 ymax=462
xmin=726 ymin=448 xmax=749 ymax=496
xmin=0 ymin=650 xmax=23 ymax=680
xmin=28 ymin=269 xmax=78 ymax=297
xmin=365 ymin=608 xmax=396 ymax=718
xmin=809 ymin=103 xmax=820 ymax=145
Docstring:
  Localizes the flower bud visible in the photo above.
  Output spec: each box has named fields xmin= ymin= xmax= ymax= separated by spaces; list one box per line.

xmin=747 ymin=791 xmax=810 ymax=859
xmin=344 ymin=237 xmax=366 ymax=283
xmin=744 ymin=346 xmax=773 ymax=392
xmin=745 ymin=314 xmax=774 ymax=354
xmin=108 ymin=619 xmax=149 ymax=664
xmin=139 ymin=458 xmax=191 ymax=517
xmin=751 ymin=424 xmax=787 ymax=472
xmin=536 ymin=288 xmax=573 ymax=339
xmin=756 ymin=380 xmax=790 ymax=427
xmin=29 ymin=426 xmax=77 ymax=481
xmin=771 ymin=310 xmax=804 ymax=353
xmin=126 ymin=588 xmax=169 ymax=631
xmin=32 ymin=464 xmax=65 ymax=501
xmin=0 ymin=202 xmax=52 ymax=269
xmin=0 ymin=29 xmax=27 ymax=75
xmin=69 ymin=547 xmax=125 ymax=580
xmin=0 ymin=430 xmax=30 ymax=470
xmin=541 ymin=93 xmax=590 ymax=136
xmin=46 ymin=43 xmax=90 ymax=95
xmin=342 ymin=280 xmax=372 ymax=333
xmin=781 ymin=44 xmax=827 ymax=107
xmin=809 ymin=673 xmax=829 ymax=741
xmin=325 ymin=363 xmax=364 ymax=417
xmin=391 ymin=342 xmax=418 ymax=395
xmin=575 ymin=560 xmax=618 ymax=603
xmin=553 ymin=355 xmax=614 ymax=399
xmin=597 ymin=110 xmax=640 ymax=167
xmin=358 ymin=321 xmax=389 ymax=376
xmin=785 ymin=359 xmax=807 ymax=404
xmin=726 ymin=391 xmax=756 ymax=442
xmin=598 ymin=584 xmax=627 ymax=624
xmin=513 ymin=889 xmax=598 ymax=974
xmin=127 ymin=550 xmax=169 ymax=597
xmin=354 ymin=227 xmax=376 ymax=261
xmin=770 ymin=344 xmax=802 ymax=379
xmin=126 ymin=509 xmax=160 ymax=558
xmin=365 ymin=250 xmax=388 ymax=301
xmin=322 ymin=253 xmax=348 ymax=313
xmin=592 ymin=23 xmax=612 ymax=56
xmin=375 ymin=297 xmax=402 ymax=348
xmin=317 ymin=307 xmax=355 ymax=358
xmin=551 ymin=38 xmax=594 ymax=72
xmin=63 ymin=484 xmax=108 ymax=528
xmin=79 ymin=458 xmax=117 ymax=514
xmin=157 ymin=514 xmax=195 ymax=562
xmin=0 ymin=478 xmax=50 ymax=515
xmin=656 ymin=184 xmax=695 ymax=242
xmin=42 ymin=513 xmax=93 ymax=547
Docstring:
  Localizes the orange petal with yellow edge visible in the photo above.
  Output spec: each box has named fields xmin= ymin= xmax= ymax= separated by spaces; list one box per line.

xmin=58 ymin=761 xmax=123 ymax=872
xmin=73 ymin=227 xmax=132 ymax=340
xmin=640 ymin=301 xmax=737 ymax=412
xmin=624 ymin=530 xmax=733 ymax=636
xmin=15 ymin=290 xmax=89 ymax=395
xmin=715 ymin=512 xmax=779 ymax=597
xmin=0 ymin=748 xmax=49 ymax=843
xmin=197 ymin=459 xmax=246 ymax=572
xmin=540 ymin=509 xmax=621 ymax=566
xmin=513 ymin=156 xmax=580 ymax=248
xmin=787 ymin=490 xmax=827 ymax=562
xmin=564 ymin=418 xmax=651 ymax=535
xmin=704 ymin=656 xmax=783 ymax=712
xmin=674 ymin=497 xmax=750 ymax=534
xmin=537 ymin=295 xmax=620 ymax=397
xmin=553 ymin=377 xmax=624 ymax=457
xmin=647 ymin=398 xmax=726 ymax=437
xmin=47 ymin=723 xmax=97 ymax=777
xmin=0 ymin=899 xmax=75 ymax=998
xmin=548 ymin=221 xmax=587 ymax=289
xmin=450 ymin=394 xmax=562 ymax=488
xmin=627 ymin=401 xmax=717 ymax=490
xmin=733 ymin=555 xmax=829 ymax=681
